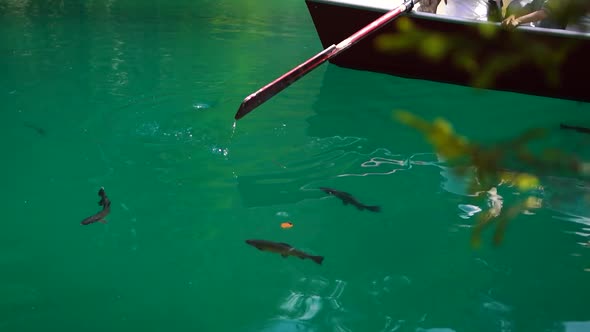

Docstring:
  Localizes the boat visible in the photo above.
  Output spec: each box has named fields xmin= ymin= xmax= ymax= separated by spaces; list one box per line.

xmin=304 ymin=0 xmax=590 ymax=103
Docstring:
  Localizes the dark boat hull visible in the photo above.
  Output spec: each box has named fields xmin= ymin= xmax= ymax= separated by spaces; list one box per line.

xmin=305 ymin=0 xmax=590 ymax=103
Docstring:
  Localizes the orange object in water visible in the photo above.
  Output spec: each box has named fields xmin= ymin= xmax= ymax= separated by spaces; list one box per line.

xmin=281 ymin=222 xmax=293 ymax=229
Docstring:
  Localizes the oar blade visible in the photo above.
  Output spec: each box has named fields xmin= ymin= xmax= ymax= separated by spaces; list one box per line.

xmin=235 ymin=45 xmax=337 ymax=120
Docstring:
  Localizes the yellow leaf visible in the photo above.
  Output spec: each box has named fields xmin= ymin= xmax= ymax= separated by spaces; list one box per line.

xmin=396 ymin=17 xmax=413 ymax=32
xmin=513 ymin=173 xmax=540 ymax=191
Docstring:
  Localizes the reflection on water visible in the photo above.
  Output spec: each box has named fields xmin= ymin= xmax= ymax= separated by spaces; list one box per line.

xmin=549 ymin=178 xmax=590 ymax=252
xmin=209 ymin=15 xmax=300 ymax=40
xmin=3 ymin=1 xmax=590 ymax=331
xmin=563 ymin=321 xmax=590 ymax=332
xmin=272 ymin=276 xmax=353 ymax=332
xmin=279 ymin=291 xmax=322 ymax=321
xmin=427 ymin=153 xmax=590 ymax=247
xmin=268 ymin=272 xmax=526 ymax=332
xmin=329 ymin=142 xmax=590 ymax=252
xmin=545 ymin=177 xmax=590 ymax=219
xmin=278 ymin=276 xmax=344 ymax=320
xmin=337 ymin=154 xmax=409 ymax=178
xmin=250 ymin=319 xmax=317 ymax=332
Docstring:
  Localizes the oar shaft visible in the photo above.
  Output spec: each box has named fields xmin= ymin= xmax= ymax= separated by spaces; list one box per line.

xmin=334 ymin=0 xmax=414 ymax=53
xmin=235 ymin=0 xmax=417 ymax=120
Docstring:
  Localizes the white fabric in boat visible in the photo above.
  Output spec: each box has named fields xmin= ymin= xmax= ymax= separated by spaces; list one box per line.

xmin=439 ymin=0 xmax=502 ymax=21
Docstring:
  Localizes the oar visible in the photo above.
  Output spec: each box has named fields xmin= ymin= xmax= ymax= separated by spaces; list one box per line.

xmin=235 ymin=0 xmax=419 ymax=120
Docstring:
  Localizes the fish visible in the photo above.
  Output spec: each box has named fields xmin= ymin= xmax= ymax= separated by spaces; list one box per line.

xmin=280 ymin=221 xmax=293 ymax=229
xmin=319 ymin=187 xmax=381 ymax=212
xmin=81 ymin=187 xmax=111 ymax=225
xmin=23 ymin=122 xmax=46 ymax=136
xmin=245 ymin=239 xmax=324 ymax=265
xmin=560 ymin=123 xmax=590 ymax=134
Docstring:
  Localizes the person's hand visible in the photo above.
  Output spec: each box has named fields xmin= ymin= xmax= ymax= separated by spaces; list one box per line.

xmin=501 ymin=15 xmax=521 ymax=30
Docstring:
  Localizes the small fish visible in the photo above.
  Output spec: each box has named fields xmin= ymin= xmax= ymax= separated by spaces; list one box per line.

xmin=245 ymin=239 xmax=324 ymax=265
xmin=319 ymin=187 xmax=381 ymax=212
xmin=81 ymin=187 xmax=111 ymax=225
xmin=23 ymin=122 xmax=46 ymax=136
xmin=560 ymin=123 xmax=590 ymax=134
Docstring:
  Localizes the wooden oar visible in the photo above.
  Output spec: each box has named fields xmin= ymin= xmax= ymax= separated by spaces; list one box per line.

xmin=235 ymin=0 xmax=419 ymax=120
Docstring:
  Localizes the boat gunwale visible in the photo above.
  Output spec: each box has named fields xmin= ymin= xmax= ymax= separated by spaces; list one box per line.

xmin=307 ymin=0 xmax=590 ymax=41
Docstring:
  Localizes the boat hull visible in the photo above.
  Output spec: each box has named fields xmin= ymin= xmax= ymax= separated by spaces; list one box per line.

xmin=305 ymin=0 xmax=590 ymax=102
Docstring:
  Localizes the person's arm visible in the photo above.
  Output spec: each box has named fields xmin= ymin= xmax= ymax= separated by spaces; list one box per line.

xmin=501 ymin=9 xmax=548 ymax=29
xmin=416 ymin=0 xmax=445 ymax=14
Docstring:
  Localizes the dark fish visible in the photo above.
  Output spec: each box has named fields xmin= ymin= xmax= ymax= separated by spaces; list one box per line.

xmin=81 ymin=187 xmax=111 ymax=225
xmin=319 ymin=187 xmax=381 ymax=212
xmin=23 ymin=122 xmax=46 ymax=136
xmin=560 ymin=123 xmax=590 ymax=134
xmin=245 ymin=239 xmax=324 ymax=265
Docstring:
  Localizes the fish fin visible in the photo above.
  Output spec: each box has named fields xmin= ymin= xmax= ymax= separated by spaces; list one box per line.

xmin=98 ymin=219 xmax=108 ymax=224
xmin=365 ymin=205 xmax=381 ymax=212
xmin=281 ymin=254 xmax=288 ymax=258
xmin=310 ymin=255 xmax=324 ymax=265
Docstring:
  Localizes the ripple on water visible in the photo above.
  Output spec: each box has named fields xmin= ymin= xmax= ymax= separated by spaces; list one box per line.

xmin=277 ymin=276 xmax=330 ymax=320
xmin=333 ymin=151 xmax=445 ymax=178
xmin=540 ymin=176 xmax=590 ymax=249
xmin=247 ymin=318 xmax=317 ymax=332
xmin=457 ymin=204 xmax=482 ymax=220
xmin=368 ymin=274 xmax=412 ymax=305
xmin=274 ymin=276 xmax=352 ymax=328
xmin=563 ymin=321 xmax=590 ymax=331
xmin=236 ymin=136 xmax=377 ymax=207
xmin=192 ymin=102 xmax=211 ymax=111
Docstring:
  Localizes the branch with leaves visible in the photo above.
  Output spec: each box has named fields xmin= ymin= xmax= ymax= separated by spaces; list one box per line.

xmin=394 ymin=110 xmax=588 ymax=247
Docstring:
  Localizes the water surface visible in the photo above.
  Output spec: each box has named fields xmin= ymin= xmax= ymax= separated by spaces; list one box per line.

xmin=1 ymin=1 xmax=590 ymax=332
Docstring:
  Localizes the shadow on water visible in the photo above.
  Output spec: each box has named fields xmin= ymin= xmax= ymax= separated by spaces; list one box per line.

xmin=23 ymin=121 xmax=46 ymax=136
xmin=235 ymin=135 xmax=384 ymax=208
xmin=236 ymin=64 xmax=590 ymax=212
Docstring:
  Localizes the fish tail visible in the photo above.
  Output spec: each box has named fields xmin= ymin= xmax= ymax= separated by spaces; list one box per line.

xmin=309 ymin=255 xmax=324 ymax=265
xmin=364 ymin=205 xmax=381 ymax=212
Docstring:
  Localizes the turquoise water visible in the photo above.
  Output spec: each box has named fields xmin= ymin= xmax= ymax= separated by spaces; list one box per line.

xmin=1 ymin=1 xmax=590 ymax=331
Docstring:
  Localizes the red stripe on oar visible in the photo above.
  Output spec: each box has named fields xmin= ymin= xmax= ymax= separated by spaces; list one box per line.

xmin=235 ymin=0 xmax=416 ymax=120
